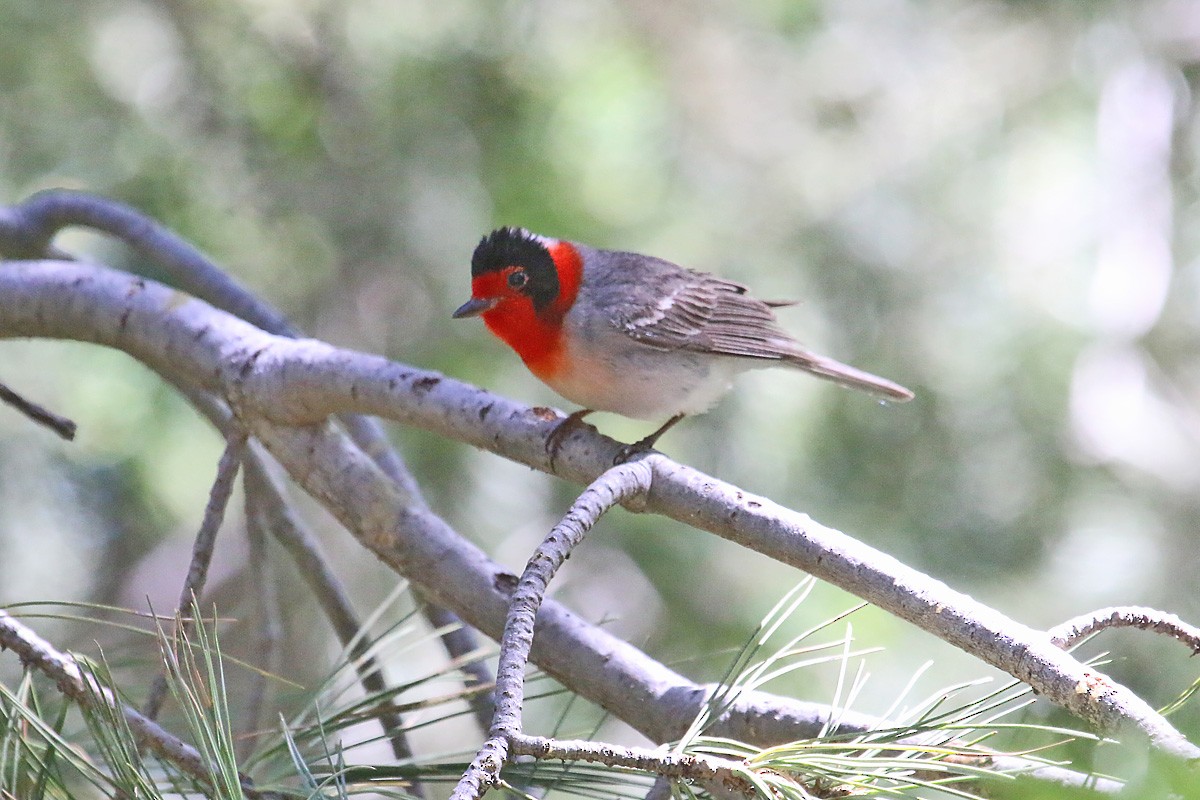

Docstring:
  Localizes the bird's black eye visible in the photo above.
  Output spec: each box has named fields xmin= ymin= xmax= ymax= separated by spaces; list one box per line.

xmin=507 ymin=270 xmax=528 ymax=290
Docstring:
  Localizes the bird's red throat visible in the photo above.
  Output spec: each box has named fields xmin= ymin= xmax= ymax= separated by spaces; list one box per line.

xmin=475 ymin=240 xmax=583 ymax=381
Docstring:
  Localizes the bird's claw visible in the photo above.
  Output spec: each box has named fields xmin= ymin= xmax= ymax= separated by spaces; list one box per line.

xmin=547 ymin=411 xmax=684 ymax=468
xmin=612 ymin=440 xmax=654 ymax=465
xmin=612 ymin=413 xmax=684 ymax=465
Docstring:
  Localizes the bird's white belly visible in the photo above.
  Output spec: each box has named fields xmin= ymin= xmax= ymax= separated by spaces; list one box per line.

xmin=542 ymin=334 xmax=747 ymax=420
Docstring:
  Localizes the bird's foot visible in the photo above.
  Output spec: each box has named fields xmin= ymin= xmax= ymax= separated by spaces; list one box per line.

xmin=613 ymin=439 xmax=654 ymax=464
xmin=612 ymin=414 xmax=685 ymax=465
xmin=546 ymin=409 xmax=595 ymax=470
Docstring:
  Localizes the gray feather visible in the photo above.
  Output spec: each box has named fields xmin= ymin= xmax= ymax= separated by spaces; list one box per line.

xmin=575 ymin=245 xmax=913 ymax=401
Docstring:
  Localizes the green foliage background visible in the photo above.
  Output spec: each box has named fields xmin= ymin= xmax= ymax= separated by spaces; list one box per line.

xmin=2 ymin=0 xmax=1199 ymax=784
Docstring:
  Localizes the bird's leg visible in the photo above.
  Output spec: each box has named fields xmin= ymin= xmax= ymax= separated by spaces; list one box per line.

xmin=546 ymin=409 xmax=595 ymax=469
xmin=614 ymin=414 xmax=685 ymax=464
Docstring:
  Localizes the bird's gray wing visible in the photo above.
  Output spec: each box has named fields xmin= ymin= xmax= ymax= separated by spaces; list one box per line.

xmin=615 ymin=269 xmax=797 ymax=362
xmin=584 ymin=249 xmax=913 ymax=400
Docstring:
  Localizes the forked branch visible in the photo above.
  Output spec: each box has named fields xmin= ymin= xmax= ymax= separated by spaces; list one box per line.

xmin=454 ymin=460 xmax=656 ymax=800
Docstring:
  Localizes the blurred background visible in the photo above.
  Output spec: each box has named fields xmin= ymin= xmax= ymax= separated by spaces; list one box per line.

xmin=2 ymin=0 xmax=1200 ymax=784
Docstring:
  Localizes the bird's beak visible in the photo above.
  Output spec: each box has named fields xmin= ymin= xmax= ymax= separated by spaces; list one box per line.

xmin=452 ymin=296 xmax=500 ymax=319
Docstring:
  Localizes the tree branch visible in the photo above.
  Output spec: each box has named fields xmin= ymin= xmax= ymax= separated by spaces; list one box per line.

xmin=1050 ymin=606 xmax=1200 ymax=652
xmin=0 ymin=378 xmax=77 ymax=440
xmin=0 ymin=258 xmax=1164 ymax=792
xmin=455 ymin=460 xmax=656 ymax=799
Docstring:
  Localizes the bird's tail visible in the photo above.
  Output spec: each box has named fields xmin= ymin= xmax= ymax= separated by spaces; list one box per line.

xmin=783 ymin=350 xmax=914 ymax=402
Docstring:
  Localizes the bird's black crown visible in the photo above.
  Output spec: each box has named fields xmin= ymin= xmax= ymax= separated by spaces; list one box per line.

xmin=471 ymin=227 xmax=559 ymax=310
xmin=471 ymin=227 xmax=544 ymax=276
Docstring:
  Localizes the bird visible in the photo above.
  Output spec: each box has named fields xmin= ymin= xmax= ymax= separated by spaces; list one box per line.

xmin=453 ymin=227 xmax=913 ymax=460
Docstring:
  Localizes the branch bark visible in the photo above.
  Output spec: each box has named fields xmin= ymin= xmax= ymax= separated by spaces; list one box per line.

xmin=1050 ymin=606 xmax=1200 ymax=652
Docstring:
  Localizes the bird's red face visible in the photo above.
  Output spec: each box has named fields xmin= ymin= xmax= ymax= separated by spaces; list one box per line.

xmin=453 ymin=228 xmax=583 ymax=377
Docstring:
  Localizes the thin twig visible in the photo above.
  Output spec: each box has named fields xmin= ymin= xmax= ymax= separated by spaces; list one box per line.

xmin=510 ymin=736 xmax=759 ymax=796
xmin=1050 ymin=606 xmax=1200 ymax=652
xmin=453 ymin=460 xmax=655 ymax=800
xmin=239 ymin=492 xmax=284 ymax=762
xmin=144 ymin=429 xmax=248 ymax=720
xmin=0 ymin=379 xmax=76 ymax=440
xmin=0 ymin=609 xmax=261 ymax=798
